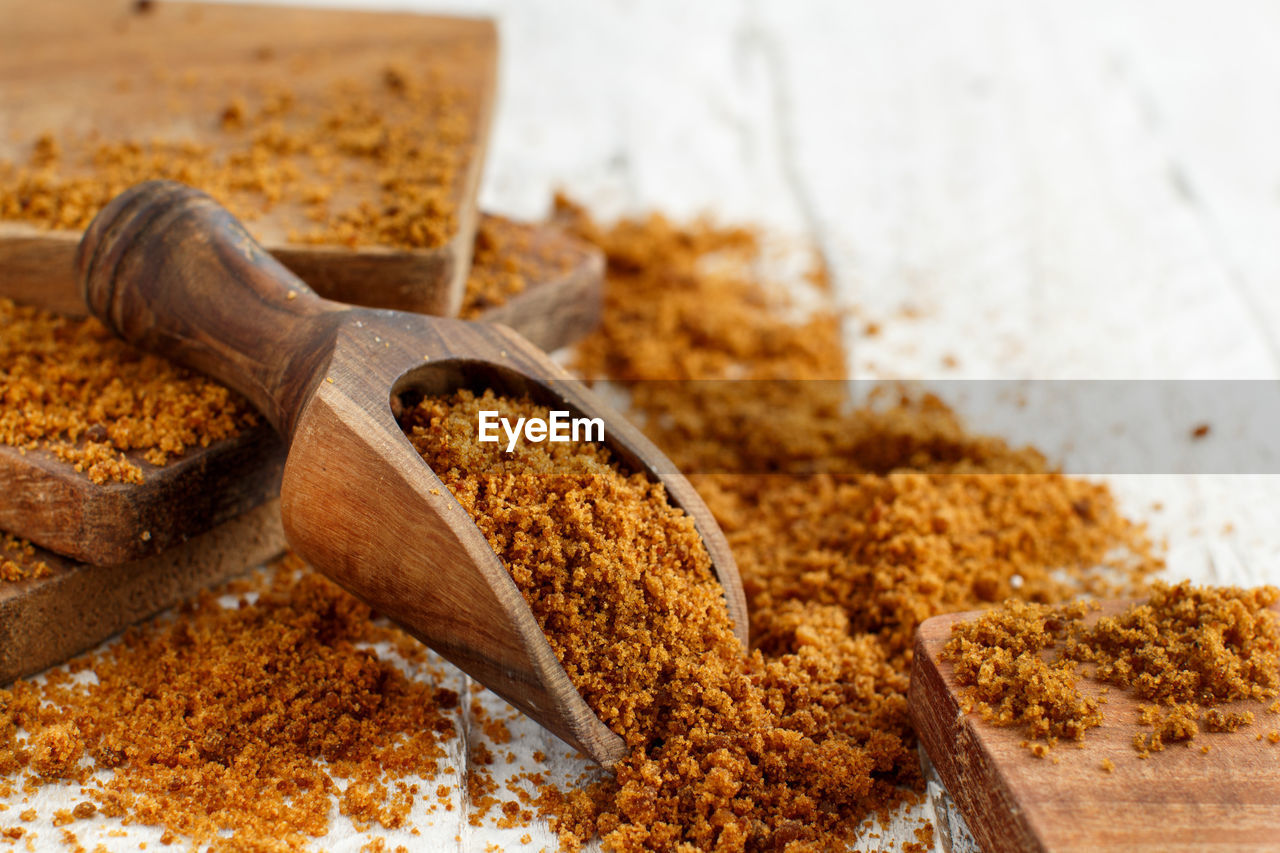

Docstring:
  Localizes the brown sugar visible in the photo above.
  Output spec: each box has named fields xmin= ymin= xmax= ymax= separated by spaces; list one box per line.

xmin=0 ymin=534 xmax=50 ymax=584
xmin=463 ymin=198 xmax=1161 ymax=850
xmin=399 ymin=390 xmax=730 ymax=747
xmin=459 ymin=216 xmax=584 ymax=319
xmin=26 ymin=724 xmax=82 ymax=780
xmin=0 ymin=557 xmax=463 ymax=849
xmin=943 ymin=600 xmax=1103 ymax=747
xmin=1204 ymin=709 xmax=1254 ymax=732
xmin=460 ymin=218 xmax=534 ymax=318
xmin=3 ymin=199 xmax=1170 ymax=850
xmin=945 ymin=583 xmax=1280 ymax=755
xmin=1066 ymin=582 xmax=1280 ymax=707
xmin=0 ymin=298 xmax=256 ymax=484
xmin=400 ymin=383 xmax=1160 ymax=849
xmin=402 ymin=389 xmax=899 ymax=851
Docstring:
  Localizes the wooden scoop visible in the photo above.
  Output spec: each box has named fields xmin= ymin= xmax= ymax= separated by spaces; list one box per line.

xmin=75 ymin=180 xmax=749 ymax=767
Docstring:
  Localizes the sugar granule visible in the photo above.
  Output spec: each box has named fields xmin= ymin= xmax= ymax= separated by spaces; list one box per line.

xmin=0 ymin=558 xmax=465 ymax=849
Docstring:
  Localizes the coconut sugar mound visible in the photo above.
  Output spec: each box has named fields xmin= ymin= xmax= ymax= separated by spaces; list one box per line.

xmin=945 ymin=582 xmax=1280 ymax=756
xmin=401 ymin=389 xmax=911 ymax=852
xmin=0 ymin=556 xmax=462 ymax=850
xmin=0 ymin=298 xmax=256 ymax=484
xmin=943 ymin=600 xmax=1104 ymax=749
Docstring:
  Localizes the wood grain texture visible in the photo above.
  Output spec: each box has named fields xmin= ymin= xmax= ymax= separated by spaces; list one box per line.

xmin=911 ymin=603 xmax=1280 ymax=853
xmin=0 ymin=499 xmax=286 ymax=686
xmin=77 ymin=180 xmax=745 ymax=767
xmin=0 ymin=424 xmax=285 ymax=567
xmin=0 ymin=0 xmax=496 ymax=317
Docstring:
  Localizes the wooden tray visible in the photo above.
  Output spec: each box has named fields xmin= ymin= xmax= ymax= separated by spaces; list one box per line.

xmin=0 ymin=0 xmax=496 ymax=317
xmin=911 ymin=603 xmax=1280 ymax=852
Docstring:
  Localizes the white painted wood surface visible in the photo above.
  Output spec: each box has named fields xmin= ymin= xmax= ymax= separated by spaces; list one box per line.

xmin=11 ymin=0 xmax=1280 ymax=849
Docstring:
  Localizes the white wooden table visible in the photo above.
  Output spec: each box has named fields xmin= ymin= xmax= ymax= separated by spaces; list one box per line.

xmin=15 ymin=1 xmax=1280 ymax=849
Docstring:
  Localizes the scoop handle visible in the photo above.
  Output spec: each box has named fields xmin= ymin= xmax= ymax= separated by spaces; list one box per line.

xmin=76 ymin=180 xmax=342 ymax=437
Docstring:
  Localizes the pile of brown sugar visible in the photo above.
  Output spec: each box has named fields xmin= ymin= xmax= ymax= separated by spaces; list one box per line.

xmin=0 ymin=556 xmax=463 ymax=849
xmin=402 ymin=389 xmax=906 ymax=852
xmin=533 ymin=198 xmax=1161 ymax=849
xmin=944 ymin=582 xmax=1280 ymax=757
xmin=400 ymin=389 xmax=726 ymax=743
xmin=397 ymin=355 xmax=1164 ymax=851
xmin=0 ymin=297 xmax=256 ymax=484
xmin=942 ymin=599 xmax=1107 ymax=752
xmin=554 ymin=192 xmax=1160 ymax=629
xmin=0 ymin=53 xmax=478 ymax=250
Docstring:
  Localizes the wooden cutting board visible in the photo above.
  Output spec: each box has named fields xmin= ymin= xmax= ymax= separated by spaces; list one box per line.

xmin=911 ymin=603 xmax=1280 ymax=852
xmin=0 ymin=213 xmax=603 ymax=566
xmin=0 ymin=0 xmax=496 ymax=317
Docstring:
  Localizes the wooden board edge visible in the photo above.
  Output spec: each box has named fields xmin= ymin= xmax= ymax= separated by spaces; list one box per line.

xmin=0 ymin=498 xmax=287 ymax=686
xmin=1 ymin=223 xmax=471 ymax=319
xmin=909 ymin=612 xmax=1047 ymax=853
xmin=0 ymin=425 xmax=285 ymax=566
